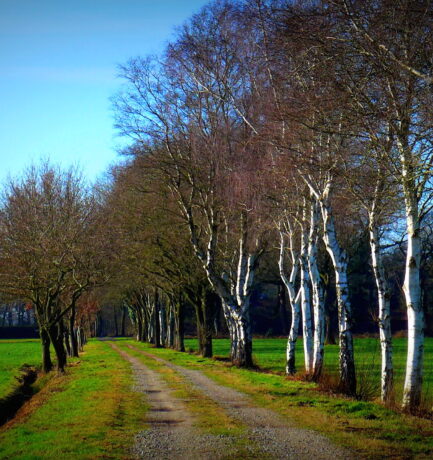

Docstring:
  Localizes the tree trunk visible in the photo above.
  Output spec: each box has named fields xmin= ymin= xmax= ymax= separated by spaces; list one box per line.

xmin=402 ymin=197 xmax=424 ymax=410
xmin=41 ymin=328 xmax=53 ymax=373
xmin=77 ymin=327 xmax=83 ymax=352
xmin=369 ymin=216 xmax=393 ymax=403
xmin=309 ymin=199 xmax=325 ymax=380
xmin=278 ymin=283 xmax=290 ymax=335
xmin=300 ymin=214 xmax=314 ymax=374
xmin=65 ymin=328 xmax=72 ymax=357
xmin=69 ymin=305 xmax=79 ymax=358
xmin=113 ymin=306 xmax=119 ymax=337
xmin=167 ymin=306 xmax=175 ymax=348
xmin=286 ymin=295 xmax=300 ymax=375
xmin=154 ymin=296 xmax=161 ymax=348
xmin=136 ymin=316 xmax=143 ymax=342
xmin=230 ymin=310 xmax=253 ymax=367
xmin=196 ymin=290 xmax=214 ymax=358
xmin=174 ymin=301 xmax=185 ymax=352
xmin=121 ymin=306 xmax=127 ymax=337
xmin=278 ymin=228 xmax=301 ymax=375
xmin=49 ymin=323 xmax=67 ymax=373
xmin=321 ymin=200 xmax=356 ymax=396
xmin=159 ymin=304 xmax=166 ymax=347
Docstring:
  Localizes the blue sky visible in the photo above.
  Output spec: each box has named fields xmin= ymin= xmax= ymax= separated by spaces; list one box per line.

xmin=0 ymin=0 xmax=209 ymax=184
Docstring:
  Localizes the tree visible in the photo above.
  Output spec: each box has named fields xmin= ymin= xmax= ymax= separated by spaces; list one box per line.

xmin=113 ymin=2 xmax=271 ymax=367
xmin=328 ymin=0 xmax=433 ymax=409
xmin=0 ymin=163 xmax=110 ymax=372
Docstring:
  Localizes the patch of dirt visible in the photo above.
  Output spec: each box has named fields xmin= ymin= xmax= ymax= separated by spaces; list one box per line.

xmin=127 ymin=344 xmax=359 ymax=460
xmin=109 ymin=343 xmax=235 ymax=459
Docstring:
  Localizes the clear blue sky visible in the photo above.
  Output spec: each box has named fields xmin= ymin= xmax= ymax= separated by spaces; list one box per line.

xmin=0 ymin=0 xmax=209 ymax=184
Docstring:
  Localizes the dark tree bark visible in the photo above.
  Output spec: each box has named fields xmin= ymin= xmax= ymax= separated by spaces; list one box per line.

xmin=278 ymin=283 xmax=290 ymax=335
xmin=121 ymin=306 xmax=127 ymax=337
xmin=49 ymin=322 xmax=67 ymax=373
xmin=174 ymin=300 xmax=185 ymax=352
xmin=41 ymin=328 xmax=53 ymax=373
xmin=196 ymin=290 xmax=217 ymax=358
xmin=69 ymin=304 xmax=79 ymax=357
xmin=154 ymin=290 xmax=161 ymax=348
xmin=113 ymin=305 xmax=119 ymax=337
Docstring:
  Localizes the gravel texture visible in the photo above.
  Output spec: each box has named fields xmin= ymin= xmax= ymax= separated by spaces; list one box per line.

xmin=126 ymin=343 xmax=360 ymax=460
xmin=109 ymin=343 xmax=233 ymax=459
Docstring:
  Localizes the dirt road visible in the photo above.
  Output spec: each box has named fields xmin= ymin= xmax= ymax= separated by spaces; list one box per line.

xmin=111 ymin=342 xmax=358 ymax=459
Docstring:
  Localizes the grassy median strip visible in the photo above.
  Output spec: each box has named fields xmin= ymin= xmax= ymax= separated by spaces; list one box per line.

xmin=0 ymin=340 xmax=147 ymax=460
xmin=115 ymin=341 xmax=264 ymax=459
xmin=126 ymin=339 xmax=433 ymax=459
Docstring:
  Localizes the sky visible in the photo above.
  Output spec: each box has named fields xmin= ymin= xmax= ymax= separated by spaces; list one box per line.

xmin=0 ymin=0 xmax=209 ymax=184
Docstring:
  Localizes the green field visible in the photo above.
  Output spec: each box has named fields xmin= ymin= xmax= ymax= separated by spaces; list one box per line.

xmin=0 ymin=340 xmax=146 ymax=459
xmin=2 ymin=337 xmax=433 ymax=402
xmin=185 ymin=337 xmax=433 ymax=400
xmin=0 ymin=339 xmax=41 ymax=399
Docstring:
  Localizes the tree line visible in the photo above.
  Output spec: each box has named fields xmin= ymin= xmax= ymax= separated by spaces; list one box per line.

xmin=1 ymin=0 xmax=433 ymax=414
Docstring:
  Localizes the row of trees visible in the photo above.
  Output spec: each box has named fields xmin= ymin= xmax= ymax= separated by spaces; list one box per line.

xmin=0 ymin=165 xmax=108 ymax=372
xmin=110 ymin=0 xmax=433 ymax=412
xmin=1 ymin=0 xmax=432 ymax=415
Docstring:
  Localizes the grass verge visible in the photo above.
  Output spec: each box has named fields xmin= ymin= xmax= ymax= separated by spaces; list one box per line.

xmin=0 ymin=340 xmax=147 ymax=460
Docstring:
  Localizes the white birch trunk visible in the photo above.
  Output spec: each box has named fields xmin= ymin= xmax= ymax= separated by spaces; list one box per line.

xmin=402 ymin=198 xmax=424 ymax=410
xmin=77 ymin=328 xmax=82 ymax=352
xmin=369 ymin=213 xmax=393 ymax=403
xmin=182 ymin=202 xmax=256 ymax=367
xmin=309 ymin=199 xmax=325 ymax=380
xmin=279 ymin=228 xmax=301 ymax=374
xmin=320 ymin=197 xmax=356 ymax=395
xmin=300 ymin=212 xmax=314 ymax=374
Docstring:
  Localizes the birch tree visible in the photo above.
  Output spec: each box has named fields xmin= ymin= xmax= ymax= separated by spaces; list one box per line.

xmin=330 ymin=0 xmax=433 ymax=410
xmin=113 ymin=2 xmax=270 ymax=367
xmin=278 ymin=219 xmax=301 ymax=374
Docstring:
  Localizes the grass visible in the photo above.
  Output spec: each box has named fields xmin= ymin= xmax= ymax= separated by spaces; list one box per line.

xmin=129 ymin=339 xmax=433 ymax=459
xmin=0 ymin=339 xmax=42 ymax=399
xmin=0 ymin=340 xmax=147 ymax=459
xmin=2 ymin=337 xmax=433 ymax=458
xmin=184 ymin=337 xmax=433 ymax=401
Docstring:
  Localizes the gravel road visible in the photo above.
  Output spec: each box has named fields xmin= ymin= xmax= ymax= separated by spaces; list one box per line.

xmin=125 ymin=343 xmax=359 ymax=460
xmin=109 ymin=343 xmax=234 ymax=459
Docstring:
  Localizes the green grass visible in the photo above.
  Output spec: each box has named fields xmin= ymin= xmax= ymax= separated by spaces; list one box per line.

xmin=129 ymin=339 xmax=433 ymax=459
xmin=2 ymin=337 xmax=433 ymax=458
xmin=0 ymin=340 xmax=147 ymax=459
xmin=184 ymin=337 xmax=433 ymax=400
xmin=0 ymin=339 xmax=42 ymax=399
